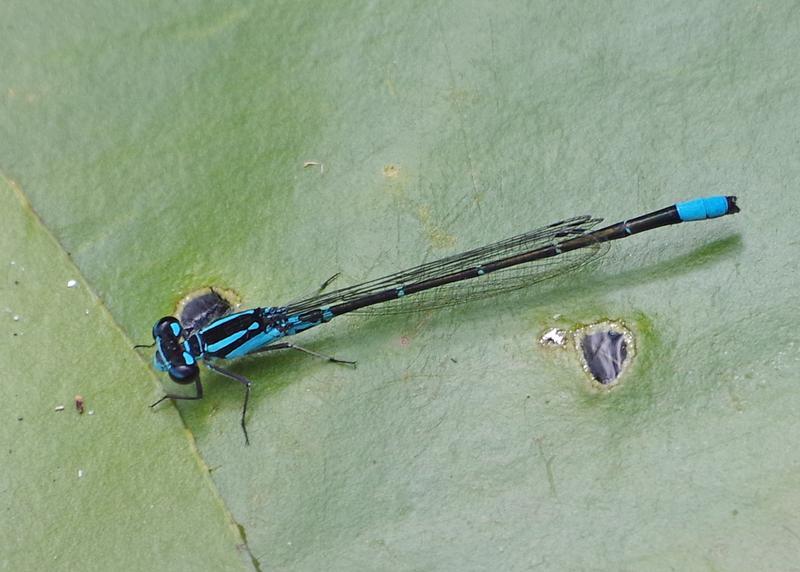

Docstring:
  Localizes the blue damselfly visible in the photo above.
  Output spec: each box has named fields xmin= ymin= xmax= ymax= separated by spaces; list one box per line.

xmin=146 ymin=196 xmax=739 ymax=443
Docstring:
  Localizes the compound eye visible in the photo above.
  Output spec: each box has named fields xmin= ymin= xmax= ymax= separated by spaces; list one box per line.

xmin=153 ymin=317 xmax=183 ymax=339
xmin=169 ymin=364 xmax=199 ymax=384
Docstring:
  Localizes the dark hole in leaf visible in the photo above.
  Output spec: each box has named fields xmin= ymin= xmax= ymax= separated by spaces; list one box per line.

xmin=179 ymin=289 xmax=233 ymax=333
xmin=580 ymin=330 xmax=628 ymax=384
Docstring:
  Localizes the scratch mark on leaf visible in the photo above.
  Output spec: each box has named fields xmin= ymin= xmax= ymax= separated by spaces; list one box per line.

xmin=435 ymin=6 xmax=481 ymax=203
xmin=535 ymin=437 xmax=558 ymax=498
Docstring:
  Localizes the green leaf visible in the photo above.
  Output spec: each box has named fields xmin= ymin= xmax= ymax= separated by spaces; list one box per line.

xmin=0 ymin=182 xmax=250 ymax=570
xmin=3 ymin=1 xmax=800 ymax=569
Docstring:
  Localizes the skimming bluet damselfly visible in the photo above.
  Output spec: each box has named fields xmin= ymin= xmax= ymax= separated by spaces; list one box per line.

xmin=146 ymin=196 xmax=739 ymax=443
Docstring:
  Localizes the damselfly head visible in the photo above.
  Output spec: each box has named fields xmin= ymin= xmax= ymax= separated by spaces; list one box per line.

xmin=152 ymin=316 xmax=199 ymax=384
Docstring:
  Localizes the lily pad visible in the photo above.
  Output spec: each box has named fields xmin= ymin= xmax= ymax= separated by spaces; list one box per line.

xmin=3 ymin=1 xmax=800 ymax=569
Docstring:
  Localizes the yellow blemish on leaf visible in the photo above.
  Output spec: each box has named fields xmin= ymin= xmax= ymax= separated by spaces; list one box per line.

xmin=417 ymin=205 xmax=457 ymax=248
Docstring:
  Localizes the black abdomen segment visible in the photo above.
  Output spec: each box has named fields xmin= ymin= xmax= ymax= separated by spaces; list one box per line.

xmin=327 ymin=196 xmax=738 ymax=317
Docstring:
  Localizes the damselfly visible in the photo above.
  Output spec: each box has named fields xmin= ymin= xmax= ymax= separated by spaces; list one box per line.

xmin=147 ymin=196 xmax=739 ymax=443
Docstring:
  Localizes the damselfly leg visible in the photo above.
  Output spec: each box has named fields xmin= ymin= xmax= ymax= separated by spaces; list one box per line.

xmin=204 ymin=343 xmax=355 ymax=444
xmin=150 ymin=378 xmax=204 ymax=408
xmin=205 ymin=362 xmax=252 ymax=445
xmin=251 ymin=342 xmax=357 ymax=366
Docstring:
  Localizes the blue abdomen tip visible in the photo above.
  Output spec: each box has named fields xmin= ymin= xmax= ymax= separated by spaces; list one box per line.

xmin=676 ymin=196 xmax=735 ymax=221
